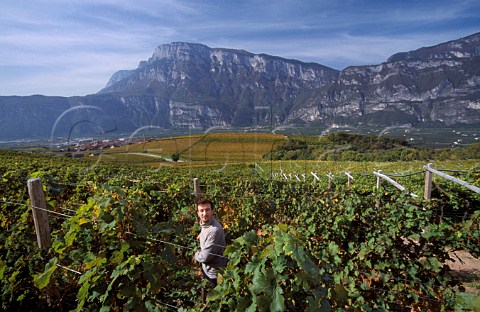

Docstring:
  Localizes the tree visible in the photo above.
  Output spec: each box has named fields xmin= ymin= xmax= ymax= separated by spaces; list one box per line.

xmin=171 ymin=153 xmax=180 ymax=162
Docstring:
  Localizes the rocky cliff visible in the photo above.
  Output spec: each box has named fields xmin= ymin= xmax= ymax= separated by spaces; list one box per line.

xmin=0 ymin=32 xmax=479 ymax=140
xmin=288 ymin=33 xmax=480 ymax=126
xmin=292 ymin=55 xmax=480 ymax=126
xmin=99 ymin=33 xmax=480 ymax=128
xmin=99 ymin=42 xmax=339 ymax=128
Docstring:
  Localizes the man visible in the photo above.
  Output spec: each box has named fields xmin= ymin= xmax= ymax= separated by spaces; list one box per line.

xmin=194 ymin=198 xmax=227 ymax=287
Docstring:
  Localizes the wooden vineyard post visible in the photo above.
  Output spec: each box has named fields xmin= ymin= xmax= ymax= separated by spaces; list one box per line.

xmin=424 ymin=162 xmax=480 ymax=195
xmin=345 ymin=172 xmax=353 ymax=190
xmin=193 ymin=178 xmax=206 ymax=304
xmin=376 ymin=170 xmax=382 ymax=190
xmin=327 ymin=172 xmax=334 ymax=190
xmin=311 ymin=172 xmax=320 ymax=182
xmin=375 ymin=170 xmax=382 ymax=209
xmin=424 ymin=163 xmax=433 ymax=200
xmin=194 ymin=178 xmax=202 ymax=203
xmin=27 ymin=178 xmax=51 ymax=250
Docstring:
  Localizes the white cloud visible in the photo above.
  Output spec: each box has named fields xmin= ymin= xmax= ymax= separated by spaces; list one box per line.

xmin=0 ymin=0 xmax=479 ymax=95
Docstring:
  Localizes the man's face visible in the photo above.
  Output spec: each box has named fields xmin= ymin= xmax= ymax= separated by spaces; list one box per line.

xmin=197 ymin=203 xmax=213 ymax=224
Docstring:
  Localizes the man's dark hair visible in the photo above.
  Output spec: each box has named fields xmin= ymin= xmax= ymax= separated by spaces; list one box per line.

xmin=197 ymin=197 xmax=214 ymax=210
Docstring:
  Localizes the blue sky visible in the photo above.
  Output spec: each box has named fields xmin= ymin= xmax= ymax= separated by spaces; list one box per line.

xmin=1 ymin=0 xmax=479 ymax=97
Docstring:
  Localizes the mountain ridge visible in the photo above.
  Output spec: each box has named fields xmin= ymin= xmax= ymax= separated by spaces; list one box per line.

xmin=1 ymin=32 xmax=479 ymax=141
xmin=387 ymin=32 xmax=480 ymax=62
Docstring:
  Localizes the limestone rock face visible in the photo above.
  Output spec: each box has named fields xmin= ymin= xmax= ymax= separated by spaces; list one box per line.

xmin=0 ymin=33 xmax=479 ymax=140
xmin=99 ymin=42 xmax=339 ymax=128
xmin=294 ymin=55 xmax=480 ymax=126
xmin=99 ymin=33 xmax=480 ymax=129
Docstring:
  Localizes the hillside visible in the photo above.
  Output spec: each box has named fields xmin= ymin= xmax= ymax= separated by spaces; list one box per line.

xmin=1 ymin=32 xmax=479 ymax=141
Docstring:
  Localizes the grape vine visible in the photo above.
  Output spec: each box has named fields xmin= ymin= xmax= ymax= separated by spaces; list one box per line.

xmin=0 ymin=150 xmax=479 ymax=311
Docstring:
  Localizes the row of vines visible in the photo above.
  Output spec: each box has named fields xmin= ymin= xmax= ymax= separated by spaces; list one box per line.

xmin=1 ymin=150 xmax=479 ymax=311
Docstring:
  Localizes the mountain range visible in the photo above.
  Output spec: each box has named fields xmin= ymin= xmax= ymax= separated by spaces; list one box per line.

xmin=1 ymin=32 xmax=479 ymax=141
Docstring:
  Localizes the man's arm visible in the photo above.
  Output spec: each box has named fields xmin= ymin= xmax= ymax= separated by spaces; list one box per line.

xmin=195 ymin=230 xmax=221 ymax=263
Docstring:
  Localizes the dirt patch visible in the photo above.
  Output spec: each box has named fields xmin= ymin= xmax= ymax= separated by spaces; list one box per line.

xmin=447 ymin=250 xmax=480 ymax=273
xmin=446 ymin=250 xmax=480 ymax=295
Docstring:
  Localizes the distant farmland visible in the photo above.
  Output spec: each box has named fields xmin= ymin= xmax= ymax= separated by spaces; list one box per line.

xmin=102 ymin=133 xmax=287 ymax=164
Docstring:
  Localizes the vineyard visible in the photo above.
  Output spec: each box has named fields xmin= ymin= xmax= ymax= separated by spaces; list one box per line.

xmin=1 ymin=148 xmax=480 ymax=311
xmin=103 ymin=133 xmax=286 ymax=162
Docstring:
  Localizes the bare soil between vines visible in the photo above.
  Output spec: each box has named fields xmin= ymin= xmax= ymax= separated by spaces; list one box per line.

xmin=446 ymin=250 xmax=480 ymax=295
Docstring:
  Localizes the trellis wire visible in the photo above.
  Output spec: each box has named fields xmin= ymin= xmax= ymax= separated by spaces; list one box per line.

xmin=0 ymin=199 xmax=73 ymax=219
xmin=125 ymin=231 xmax=229 ymax=260
xmin=4 ymin=201 xmax=476 ymax=309
xmin=4 ymin=165 xmax=479 ymax=309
